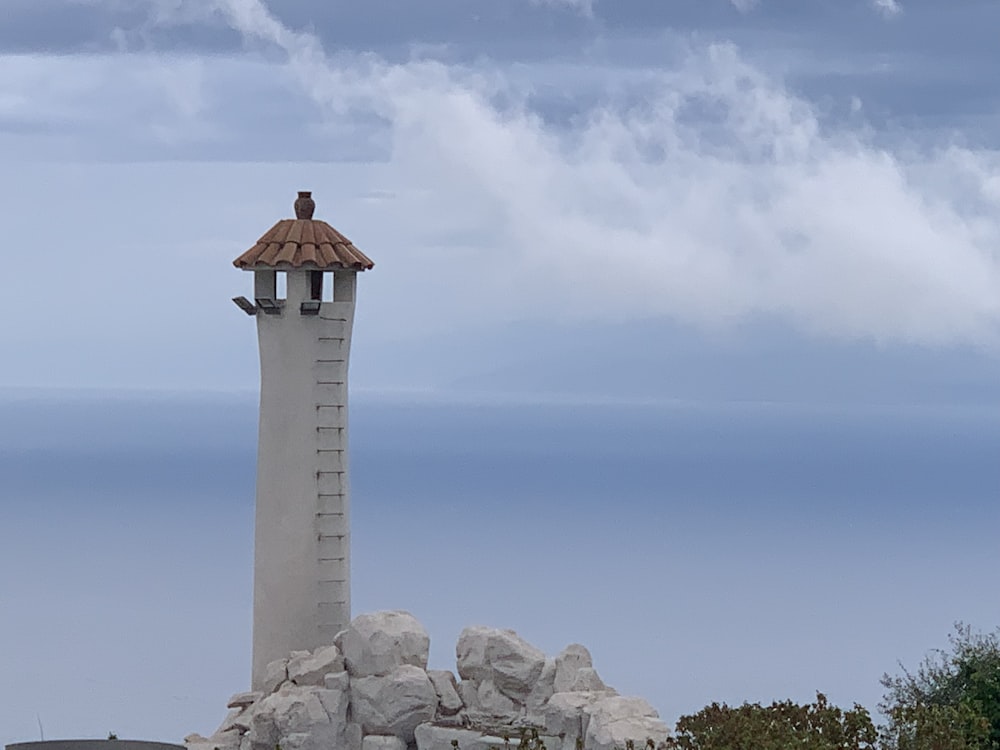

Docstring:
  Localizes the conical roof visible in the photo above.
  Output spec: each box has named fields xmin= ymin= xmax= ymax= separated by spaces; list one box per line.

xmin=233 ymin=192 xmax=374 ymax=271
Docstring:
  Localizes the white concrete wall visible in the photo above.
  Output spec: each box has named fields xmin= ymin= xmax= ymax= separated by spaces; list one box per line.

xmin=250 ymin=269 xmax=357 ymax=690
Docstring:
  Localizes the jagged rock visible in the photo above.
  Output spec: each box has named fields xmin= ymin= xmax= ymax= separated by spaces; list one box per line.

xmin=345 ymin=722 xmax=363 ymax=750
xmin=217 ymin=707 xmax=252 ymax=734
xmin=209 ymin=731 xmax=242 ymax=750
xmin=490 ymin=631 xmax=547 ymax=699
xmin=526 ymin=658 xmax=557 ymax=724
xmin=185 ymin=731 xmax=241 ymax=750
xmin=456 ymin=626 xmax=493 ymax=683
xmin=262 ymin=657 xmax=289 ymax=694
xmin=318 ymin=676 xmax=351 ymax=727
xmin=350 ymin=664 xmax=439 ymax=742
xmin=554 ymin=645 xmax=593 ymax=693
xmin=414 ymin=724 xmax=553 ymax=750
xmin=276 ymin=733 xmax=331 ymax=750
xmin=362 ymin=735 xmax=408 ymax=750
xmin=289 ymin=644 xmax=346 ymax=686
xmin=456 ymin=627 xmax=546 ymax=700
xmin=458 ymin=677 xmax=522 ymax=723
xmin=458 ymin=680 xmax=482 ymax=716
xmin=325 ymin=669 xmax=350 ymax=691
xmin=428 ymin=669 xmax=464 ymax=716
xmin=583 ymin=696 xmax=669 ymax=750
xmin=566 ymin=668 xmax=609 ymax=694
xmin=245 ymin=683 xmax=345 ymax=750
xmin=415 ymin=724 xmax=489 ymax=750
xmin=338 ymin=611 xmax=431 ymax=678
xmin=544 ymin=691 xmax=605 ymax=741
xmin=478 ymin=678 xmax=522 ymax=721
xmin=227 ymin=691 xmax=262 ymax=709
xmin=588 ymin=696 xmax=659 ymax=722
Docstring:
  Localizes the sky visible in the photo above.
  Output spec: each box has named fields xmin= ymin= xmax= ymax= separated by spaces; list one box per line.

xmin=4 ymin=0 xmax=1000 ymax=399
xmin=1 ymin=0 xmax=1000 ymax=745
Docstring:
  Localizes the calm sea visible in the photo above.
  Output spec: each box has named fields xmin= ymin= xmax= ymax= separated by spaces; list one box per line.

xmin=0 ymin=391 xmax=997 ymax=743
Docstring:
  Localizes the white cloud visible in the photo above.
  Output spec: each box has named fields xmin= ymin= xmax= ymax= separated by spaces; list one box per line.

xmin=528 ymin=0 xmax=595 ymax=18
xmin=729 ymin=0 xmax=901 ymax=19
xmin=204 ymin=0 xmax=1000 ymax=347
xmin=6 ymin=0 xmax=1000 ymax=351
xmin=872 ymin=0 xmax=903 ymax=18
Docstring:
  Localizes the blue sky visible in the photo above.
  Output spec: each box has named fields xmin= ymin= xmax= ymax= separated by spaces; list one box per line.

xmin=2 ymin=0 xmax=1000 ymax=745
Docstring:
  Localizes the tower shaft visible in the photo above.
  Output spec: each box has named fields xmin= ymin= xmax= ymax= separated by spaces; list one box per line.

xmin=251 ymin=269 xmax=356 ymax=689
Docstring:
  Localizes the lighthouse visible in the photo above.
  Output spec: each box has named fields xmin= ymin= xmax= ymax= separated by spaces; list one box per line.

xmin=233 ymin=192 xmax=374 ymax=690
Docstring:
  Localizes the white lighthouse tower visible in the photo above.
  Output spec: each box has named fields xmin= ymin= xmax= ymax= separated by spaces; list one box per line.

xmin=233 ymin=191 xmax=374 ymax=690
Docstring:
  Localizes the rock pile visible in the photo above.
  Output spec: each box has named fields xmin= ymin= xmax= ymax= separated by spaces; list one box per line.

xmin=186 ymin=611 xmax=669 ymax=750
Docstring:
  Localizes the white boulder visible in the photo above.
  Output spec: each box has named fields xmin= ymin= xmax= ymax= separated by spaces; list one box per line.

xmin=339 ymin=611 xmax=431 ymax=678
xmin=319 ymin=675 xmax=352 ymax=727
xmin=477 ymin=678 xmax=521 ymax=721
xmin=325 ymin=669 xmax=350 ymax=691
xmin=584 ymin=696 xmax=669 ymax=750
xmin=185 ymin=730 xmax=241 ymax=750
xmin=489 ymin=630 xmax=547 ymax=699
xmin=245 ymin=683 xmax=345 ymax=750
xmin=415 ymin=724 xmax=492 ymax=750
xmin=262 ymin=657 xmax=289 ymax=694
xmin=567 ymin=668 xmax=609 ymax=694
xmin=362 ymin=735 xmax=408 ymax=750
xmin=456 ymin=626 xmax=546 ymax=700
xmin=458 ymin=680 xmax=481 ymax=716
xmin=227 ymin=692 xmax=262 ymax=709
xmin=289 ymin=644 xmax=346 ymax=686
xmin=428 ymin=669 xmax=464 ymax=717
xmin=414 ymin=724 xmax=553 ymax=750
xmin=526 ymin=658 xmax=557 ymax=723
xmin=217 ymin=707 xmax=252 ymax=735
xmin=459 ymin=678 xmax=521 ymax=723
xmin=456 ymin=626 xmax=493 ymax=683
xmin=554 ymin=645 xmax=593 ymax=693
xmin=345 ymin=722 xmax=363 ymax=750
xmin=545 ymin=691 xmax=605 ymax=741
xmin=350 ymin=664 xmax=439 ymax=743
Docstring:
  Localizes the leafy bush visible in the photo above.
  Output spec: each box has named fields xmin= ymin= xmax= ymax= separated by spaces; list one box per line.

xmin=664 ymin=692 xmax=878 ymax=750
xmin=880 ymin=702 xmax=992 ymax=750
xmin=880 ymin=623 xmax=1000 ymax=750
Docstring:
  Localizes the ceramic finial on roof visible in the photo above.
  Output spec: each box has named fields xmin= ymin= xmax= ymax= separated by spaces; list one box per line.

xmin=234 ymin=191 xmax=373 ymax=270
xmin=294 ymin=191 xmax=315 ymax=220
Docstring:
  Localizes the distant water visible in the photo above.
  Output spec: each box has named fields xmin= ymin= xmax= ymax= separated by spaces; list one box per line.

xmin=2 ymin=391 xmax=997 ymax=513
xmin=0 ymin=391 xmax=997 ymax=744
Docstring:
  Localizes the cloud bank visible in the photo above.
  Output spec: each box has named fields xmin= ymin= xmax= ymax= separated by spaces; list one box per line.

xmin=730 ymin=0 xmax=902 ymax=18
xmin=8 ymin=0 xmax=1000 ymax=352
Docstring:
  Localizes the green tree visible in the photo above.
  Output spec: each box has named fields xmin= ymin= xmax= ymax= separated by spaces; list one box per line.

xmin=880 ymin=623 xmax=1000 ymax=750
xmin=665 ymin=692 xmax=878 ymax=750
xmin=880 ymin=702 xmax=991 ymax=750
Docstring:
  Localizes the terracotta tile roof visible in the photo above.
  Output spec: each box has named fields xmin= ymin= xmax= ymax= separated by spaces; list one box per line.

xmin=233 ymin=192 xmax=374 ymax=271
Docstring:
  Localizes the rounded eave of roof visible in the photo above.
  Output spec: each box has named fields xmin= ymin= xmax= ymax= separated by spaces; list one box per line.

xmin=234 ymin=219 xmax=374 ymax=271
xmin=232 ymin=193 xmax=374 ymax=271
xmin=233 ymin=219 xmax=375 ymax=271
